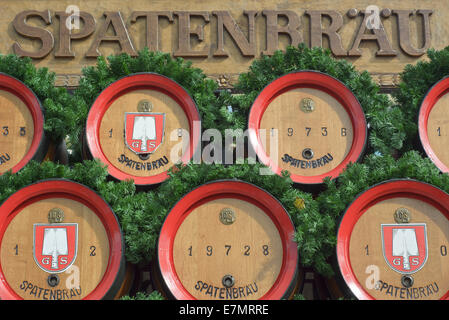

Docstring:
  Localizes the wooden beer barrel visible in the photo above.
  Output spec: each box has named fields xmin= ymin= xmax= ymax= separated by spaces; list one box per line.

xmin=418 ymin=76 xmax=449 ymax=173
xmin=85 ymin=73 xmax=201 ymax=186
xmin=0 ymin=179 xmax=125 ymax=300
xmin=0 ymin=73 xmax=49 ymax=175
xmin=248 ymin=71 xmax=367 ymax=184
xmin=157 ymin=180 xmax=300 ymax=300
xmin=336 ymin=179 xmax=449 ymax=300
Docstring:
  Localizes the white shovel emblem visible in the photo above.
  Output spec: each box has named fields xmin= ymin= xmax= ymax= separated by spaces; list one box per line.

xmin=42 ymin=228 xmax=68 ymax=270
xmin=132 ymin=116 xmax=156 ymax=152
xmin=392 ymin=228 xmax=419 ymax=270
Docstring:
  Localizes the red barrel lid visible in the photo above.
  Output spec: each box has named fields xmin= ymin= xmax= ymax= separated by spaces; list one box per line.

xmin=0 ymin=73 xmax=45 ymax=175
xmin=418 ymin=76 xmax=449 ymax=173
xmin=0 ymin=179 xmax=124 ymax=300
xmin=157 ymin=180 xmax=299 ymax=300
xmin=85 ymin=73 xmax=201 ymax=186
xmin=248 ymin=71 xmax=367 ymax=184
xmin=337 ymin=179 xmax=449 ymax=300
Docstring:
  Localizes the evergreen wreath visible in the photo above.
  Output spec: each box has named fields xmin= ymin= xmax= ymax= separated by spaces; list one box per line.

xmin=0 ymin=160 xmax=136 ymax=212
xmin=0 ymin=54 xmax=81 ymax=144
xmin=220 ymin=44 xmax=408 ymax=158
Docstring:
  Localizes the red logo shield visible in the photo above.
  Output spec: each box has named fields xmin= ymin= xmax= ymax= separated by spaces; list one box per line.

xmin=381 ymin=223 xmax=428 ymax=274
xmin=33 ymin=224 xmax=78 ymax=273
xmin=125 ymin=113 xmax=165 ymax=154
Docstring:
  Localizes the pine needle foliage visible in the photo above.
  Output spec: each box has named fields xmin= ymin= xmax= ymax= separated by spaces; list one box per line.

xmin=0 ymin=160 xmax=135 ymax=208
xmin=394 ymin=46 xmax=449 ymax=152
xmin=0 ymin=54 xmax=82 ymax=144
xmin=120 ymin=291 xmax=165 ymax=300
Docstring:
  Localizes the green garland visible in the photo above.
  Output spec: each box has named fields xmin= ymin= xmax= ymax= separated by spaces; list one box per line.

xmin=0 ymin=159 xmax=136 ymax=208
xmin=394 ymin=46 xmax=449 ymax=153
xmin=220 ymin=44 xmax=408 ymax=158
xmin=72 ymin=48 xmax=233 ymax=163
xmin=0 ymin=54 xmax=82 ymax=144
xmin=120 ymin=291 xmax=165 ymax=300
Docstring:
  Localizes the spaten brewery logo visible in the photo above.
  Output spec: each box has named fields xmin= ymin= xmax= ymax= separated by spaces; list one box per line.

xmin=125 ymin=112 xmax=165 ymax=155
xmin=33 ymin=223 xmax=78 ymax=273
xmin=381 ymin=223 xmax=428 ymax=274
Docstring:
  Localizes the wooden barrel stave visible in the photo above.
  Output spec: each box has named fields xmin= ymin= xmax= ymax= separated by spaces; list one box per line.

xmin=113 ymin=262 xmax=138 ymax=300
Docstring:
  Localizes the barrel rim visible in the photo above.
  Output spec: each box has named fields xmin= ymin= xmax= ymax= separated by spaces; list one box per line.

xmin=418 ymin=75 xmax=449 ymax=173
xmin=247 ymin=70 xmax=367 ymax=185
xmin=157 ymin=179 xmax=299 ymax=300
xmin=336 ymin=178 xmax=449 ymax=300
xmin=0 ymin=178 xmax=125 ymax=300
xmin=85 ymin=72 xmax=202 ymax=186
xmin=0 ymin=72 xmax=46 ymax=174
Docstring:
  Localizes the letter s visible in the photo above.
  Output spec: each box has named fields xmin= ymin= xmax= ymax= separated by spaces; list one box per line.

xmin=194 ymin=281 xmax=202 ymax=290
xmin=19 ymin=280 xmax=28 ymax=290
xmin=12 ymin=10 xmax=54 ymax=58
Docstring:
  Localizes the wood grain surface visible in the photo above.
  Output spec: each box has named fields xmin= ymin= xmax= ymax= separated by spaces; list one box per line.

xmin=259 ymin=87 xmax=353 ymax=176
xmin=172 ymin=198 xmax=283 ymax=300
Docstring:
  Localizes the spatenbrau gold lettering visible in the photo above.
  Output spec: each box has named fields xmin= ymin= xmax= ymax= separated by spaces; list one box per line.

xmin=11 ymin=9 xmax=432 ymax=59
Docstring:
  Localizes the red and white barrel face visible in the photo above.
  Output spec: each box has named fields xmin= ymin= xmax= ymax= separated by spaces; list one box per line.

xmin=248 ymin=71 xmax=367 ymax=185
xmin=0 ymin=180 xmax=124 ymax=300
xmin=85 ymin=73 xmax=201 ymax=186
xmin=419 ymin=76 xmax=449 ymax=173
xmin=157 ymin=180 xmax=299 ymax=300
xmin=0 ymin=73 xmax=46 ymax=175
xmin=337 ymin=180 xmax=449 ymax=300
